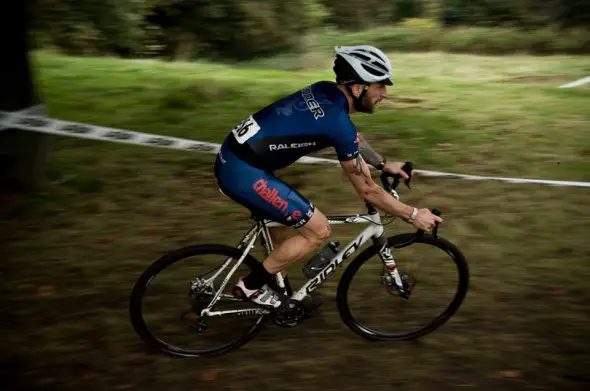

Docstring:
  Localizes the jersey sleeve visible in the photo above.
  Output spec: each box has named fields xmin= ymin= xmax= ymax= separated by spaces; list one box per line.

xmin=330 ymin=111 xmax=360 ymax=161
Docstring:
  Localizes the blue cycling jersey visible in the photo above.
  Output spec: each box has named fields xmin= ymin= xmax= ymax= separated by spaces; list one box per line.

xmin=222 ymin=80 xmax=360 ymax=172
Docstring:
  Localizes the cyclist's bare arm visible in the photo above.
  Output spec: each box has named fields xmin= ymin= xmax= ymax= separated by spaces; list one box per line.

xmin=341 ymin=156 xmax=443 ymax=230
xmin=340 ymin=155 xmax=414 ymax=220
xmin=356 ymin=132 xmax=383 ymax=168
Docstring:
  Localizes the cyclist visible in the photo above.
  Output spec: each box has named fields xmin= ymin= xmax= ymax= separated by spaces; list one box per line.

xmin=214 ymin=45 xmax=442 ymax=316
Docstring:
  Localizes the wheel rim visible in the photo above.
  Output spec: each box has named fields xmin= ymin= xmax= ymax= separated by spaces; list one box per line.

xmin=339 ymin=235 xmax=469 ymax=340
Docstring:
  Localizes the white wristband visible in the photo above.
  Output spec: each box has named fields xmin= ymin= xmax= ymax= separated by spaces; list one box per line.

xmin=407 ymin=207 xmax=418 ymax=223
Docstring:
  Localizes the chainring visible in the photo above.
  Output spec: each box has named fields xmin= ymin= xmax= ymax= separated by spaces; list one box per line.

xmin=273 ymin=300 xmax=306 ymax=328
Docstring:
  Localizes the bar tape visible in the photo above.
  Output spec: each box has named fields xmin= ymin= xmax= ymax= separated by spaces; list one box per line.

xmin=1 ymin=106 xmax=588 ymax=188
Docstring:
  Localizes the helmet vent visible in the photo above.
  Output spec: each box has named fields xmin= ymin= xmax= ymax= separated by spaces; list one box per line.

xmin=361 ymin=63 xmax=386 ymax=77
xmin=350 ymin=52 xmax=371 ymax=62
xmin=370 ymin=60 xmax=388 ymax=73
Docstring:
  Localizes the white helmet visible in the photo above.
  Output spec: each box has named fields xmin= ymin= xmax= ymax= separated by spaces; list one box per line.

xmin=334 ymin=45 xmax=393 ymax=86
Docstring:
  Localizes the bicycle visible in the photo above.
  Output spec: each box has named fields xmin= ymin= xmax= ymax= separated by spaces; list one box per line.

xmin=129 ymin=162 xmax=469 ymax=358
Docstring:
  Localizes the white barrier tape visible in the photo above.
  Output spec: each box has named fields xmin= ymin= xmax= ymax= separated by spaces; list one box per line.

xmin=0 ymin=104 xmax=46 ymax=131
xmin=1 ymin=109 xmax=589 ymax=188
xmin=297 ymin=155 xmax=590 ymax=187
xmin=559 ymin=76 xmax=590 ymax=88
xmin=398 ymin=169 xmax=590 ymax=188
xmin=0 ymin=110 xmax=221 ymax=154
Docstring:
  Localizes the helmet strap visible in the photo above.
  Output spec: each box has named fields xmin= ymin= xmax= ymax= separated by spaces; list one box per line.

xmin=346 ymin=84 xmax=370 ymax=111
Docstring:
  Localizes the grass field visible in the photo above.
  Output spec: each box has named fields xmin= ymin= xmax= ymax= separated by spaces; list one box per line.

xmin=2 ymin=50 xmax=590 ymax=391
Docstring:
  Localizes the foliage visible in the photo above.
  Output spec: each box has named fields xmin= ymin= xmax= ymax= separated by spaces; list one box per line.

xmin=28 ymin=0 xmax=590 ymax=59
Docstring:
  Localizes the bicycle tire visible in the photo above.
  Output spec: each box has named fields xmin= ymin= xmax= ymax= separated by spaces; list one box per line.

xmin=336 ymin=232 xmax=469 ymax=341
xmin=129 ymin=244 xmax=267 ymax=358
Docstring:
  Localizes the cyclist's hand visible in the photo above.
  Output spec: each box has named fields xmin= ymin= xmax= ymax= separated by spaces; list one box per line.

xmin=382 ymin=161 xmax=410 ymax=180
xmin=411 ymin=208 xmax=443 ymax=232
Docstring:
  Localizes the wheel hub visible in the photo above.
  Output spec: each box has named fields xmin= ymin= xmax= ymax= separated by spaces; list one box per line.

xmin=189 ymin=278 xmax=215 ymax=312
xmin=382 ymin=272 xmax=414 ymax=299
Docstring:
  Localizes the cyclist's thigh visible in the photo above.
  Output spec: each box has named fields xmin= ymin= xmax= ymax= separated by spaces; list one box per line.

xmin=215 ymin=147 xmax=314 ymax=228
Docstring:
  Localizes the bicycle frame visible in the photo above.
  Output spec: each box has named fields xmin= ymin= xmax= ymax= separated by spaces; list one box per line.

xmin=200 ymin=203 xmax=405 ymax=318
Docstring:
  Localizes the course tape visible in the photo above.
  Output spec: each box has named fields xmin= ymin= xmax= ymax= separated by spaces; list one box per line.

xmin=559 ymin=76 xmax=590 ymax=88
xmin=0 ymin=109 xmax=221 ymax=154
xmin=1 ymin=108 xmax=589 ymax=188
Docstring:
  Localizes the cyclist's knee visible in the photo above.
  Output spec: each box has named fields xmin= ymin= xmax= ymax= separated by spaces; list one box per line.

xmin=311 ymin=223 xmax=331 ymax=246
xmin=299 ymin=208 xmax=331 ymax=247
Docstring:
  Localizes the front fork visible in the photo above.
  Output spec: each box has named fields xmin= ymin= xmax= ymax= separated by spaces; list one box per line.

xmin=374 ymin=234 xmax=409 ymax=297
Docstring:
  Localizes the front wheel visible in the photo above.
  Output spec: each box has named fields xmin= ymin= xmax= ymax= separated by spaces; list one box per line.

xmin=336 ymin=233 xmax=469 ymax=341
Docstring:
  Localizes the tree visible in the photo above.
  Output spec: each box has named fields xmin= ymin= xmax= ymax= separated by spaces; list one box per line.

xmin=0 ymin=0 xmax=49 ymax=191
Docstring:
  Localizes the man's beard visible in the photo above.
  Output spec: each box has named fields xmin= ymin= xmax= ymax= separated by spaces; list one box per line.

xmin=357 ymin=95 xmax=376 ymax=113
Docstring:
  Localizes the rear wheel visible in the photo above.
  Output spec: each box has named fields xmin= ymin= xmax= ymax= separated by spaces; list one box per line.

xmin=129 ymin=244 xmax=269 ymax=357
xmin=336 ymin=233 xmax=469 ymax=341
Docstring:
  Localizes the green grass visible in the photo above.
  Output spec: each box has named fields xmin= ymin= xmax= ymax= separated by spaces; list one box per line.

xmin=34 ymin=50 xmax=590 ymax=179
xmin=2 ymin=51 xmax=590 ymax=391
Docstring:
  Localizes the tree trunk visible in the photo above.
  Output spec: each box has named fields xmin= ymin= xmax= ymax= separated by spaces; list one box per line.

xmin=0 ymin=0 xmax=49 ymax=191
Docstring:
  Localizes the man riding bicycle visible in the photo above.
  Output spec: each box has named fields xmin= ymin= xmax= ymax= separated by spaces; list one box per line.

xmin=214 ymin=45 xmax=442 ymax=316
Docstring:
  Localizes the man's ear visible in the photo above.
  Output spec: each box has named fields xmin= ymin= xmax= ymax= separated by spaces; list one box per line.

xmin=350 ymin=84 xmax=362 ymax=98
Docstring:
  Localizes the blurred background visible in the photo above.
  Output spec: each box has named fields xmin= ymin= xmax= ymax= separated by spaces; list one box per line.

xmin=26 ymin=0 xmax=590 ymax=60
xmin=1 ymin=1 xmax=590 ymax=391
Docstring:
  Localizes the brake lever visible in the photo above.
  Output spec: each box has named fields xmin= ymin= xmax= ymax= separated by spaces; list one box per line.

xmin=414 ymin=208 xmax=442 ymax=240
xmin=403 ymin=162 xmax=413 ymax=189
xmin=431 ymin=208 xmax=441 ymax=239
xmin=391 ymin=161 xmax=414 ymax=190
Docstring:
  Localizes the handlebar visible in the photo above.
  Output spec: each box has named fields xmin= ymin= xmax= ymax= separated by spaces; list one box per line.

xmin=378 ymin=161 xmax=442 ymax=240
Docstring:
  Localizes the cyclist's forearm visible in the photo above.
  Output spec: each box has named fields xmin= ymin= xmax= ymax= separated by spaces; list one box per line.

xmin=363 ymin=186 xmax=414 ymax=220
xmin=357 ymin=132 xmax=384 ymax=168
xmin=344 ymin=154 xmax=413 ymax=220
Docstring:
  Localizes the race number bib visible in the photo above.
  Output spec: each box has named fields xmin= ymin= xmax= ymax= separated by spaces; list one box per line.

xmin=231 ymin=116 xmax=261 ymax=144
